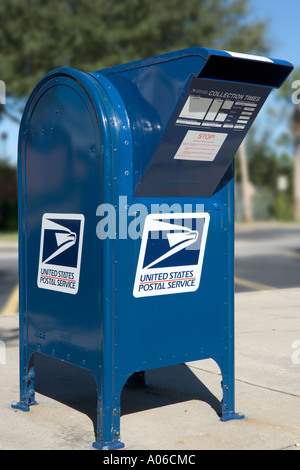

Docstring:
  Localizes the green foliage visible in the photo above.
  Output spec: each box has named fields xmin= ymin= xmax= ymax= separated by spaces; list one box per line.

xmin=0 ymin=0 xmax=268 ymax=98
xmin=235 ymin=128 xmax=294 ymax=220
xmin=274 ymin=192 xmax=294 ymax=221
xmin=0 ymin=0 xmax=272 ymax=223
xmin=0 ymin=159 xmax=18 ymax=230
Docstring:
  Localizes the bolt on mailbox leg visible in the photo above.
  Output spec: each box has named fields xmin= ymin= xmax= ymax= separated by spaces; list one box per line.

xmin=92 ymin=373 xmax=126 ymax=450
xmin=11 ymin=355 xmax=37 ymax=412
xmin=220 ymin=379 xmax=245 ymax=422
xmin=93 ymin=406 xmax=124 ymax=450
xmin=215 ymin=348 xmax=244 ymax=422
xmin=220 ymin=326 xmax=244 ymax=421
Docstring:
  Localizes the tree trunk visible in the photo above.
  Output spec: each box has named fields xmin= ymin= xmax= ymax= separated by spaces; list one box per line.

xmin=293 ymin=143 xmax=300 ymax=220
xmin=239 ymin=139 xmax=253 ymax=222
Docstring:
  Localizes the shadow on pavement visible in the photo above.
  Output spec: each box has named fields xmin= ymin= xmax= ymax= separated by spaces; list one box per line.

xmin=34 ymin=354 xmax=222 ymax=439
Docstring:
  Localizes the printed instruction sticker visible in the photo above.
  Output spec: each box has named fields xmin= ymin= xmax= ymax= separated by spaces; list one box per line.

xmin=37 ymin=213 xmax=85 ymax=295
xmin=133 ymin=213 xmax=210 ymax=298
xmin=174 ymin=130 xmax=228 ymax=162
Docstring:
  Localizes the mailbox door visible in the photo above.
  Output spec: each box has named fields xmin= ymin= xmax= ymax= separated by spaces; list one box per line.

xmin=18 ymin=70 xmax=111 ymax=373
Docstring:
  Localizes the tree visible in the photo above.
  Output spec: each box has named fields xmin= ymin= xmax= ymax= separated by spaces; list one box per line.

xmin=0 ymin=0 xmax=269 ymax=224
xmin=0 ymin=0 xmax=268 ymax=101
xmin=235 ymin=127 xmax=294 ymax=220
xmin=275 ymin=70 xmax=300 ymax=220
xmin=0 ymin=158 xmax=17 ymax=230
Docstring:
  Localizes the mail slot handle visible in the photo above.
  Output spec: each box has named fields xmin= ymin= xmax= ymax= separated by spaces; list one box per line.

xmin=199 ymin=54 xmax=293 ymax=88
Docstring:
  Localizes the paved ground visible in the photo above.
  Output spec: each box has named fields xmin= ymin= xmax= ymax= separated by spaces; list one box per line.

xmin=0 ymin=242 xmax=18 ymax=313
xmin=0 ymin=287 xmax=299 ymax=450
xmin=235 ymin=222 xmax=300 ymax=292
xmin=0 ymin=224 xmax=300 ymax=450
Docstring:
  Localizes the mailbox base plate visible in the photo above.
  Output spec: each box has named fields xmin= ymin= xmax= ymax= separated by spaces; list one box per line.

xmin=11 ymin=402 xmax=31 ymax=412
xmin=11 ymin=399 xmax=37 ymax=412
xmin=92 ymin=439 xmax=125 ymax=451
xmin=220 ymin=411 xmax=245 ymax=422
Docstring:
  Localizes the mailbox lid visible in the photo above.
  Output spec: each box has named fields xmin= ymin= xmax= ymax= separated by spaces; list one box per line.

xmin=95 ymin=48 xmax=293 ymax=198
xmin=99 ymin=47 xmax=293 ymax=89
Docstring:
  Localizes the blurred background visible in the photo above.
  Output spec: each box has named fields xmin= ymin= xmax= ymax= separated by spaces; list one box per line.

xmin=0 ymin=0 xmax=300 ymax=314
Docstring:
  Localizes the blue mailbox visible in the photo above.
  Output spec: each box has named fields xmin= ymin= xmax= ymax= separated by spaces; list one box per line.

xmin=13 ymin=48 xmax=293 ymax=449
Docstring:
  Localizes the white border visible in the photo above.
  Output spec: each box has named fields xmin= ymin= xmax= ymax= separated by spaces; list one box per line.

xmin=37 ymin=213 xmax=85 ymax=295
xmin=133 ymin=212 xmax=210 ymax=298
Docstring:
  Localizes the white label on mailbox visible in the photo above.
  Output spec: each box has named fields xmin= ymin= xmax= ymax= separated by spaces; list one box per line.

xmin=37 ymin=213 xmax=85 ymax=295
xmin=174 ymin=130 xmax=228 ymax=162
xmin=133 ymin=212 xmax=209 ymax=298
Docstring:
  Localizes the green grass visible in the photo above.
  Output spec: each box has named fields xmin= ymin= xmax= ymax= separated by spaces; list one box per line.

xmin=0 ymin=231 xmax=18 ymax=242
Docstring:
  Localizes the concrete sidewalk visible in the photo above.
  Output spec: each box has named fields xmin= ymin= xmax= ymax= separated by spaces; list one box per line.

xmin=0 ymin=288 xmax=299 ymax=450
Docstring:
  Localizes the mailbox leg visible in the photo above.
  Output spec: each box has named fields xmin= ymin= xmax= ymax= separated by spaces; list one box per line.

xmin=219 ymin=181 xmax=244 ymax=423
xmin=12 ymin=353 xmax=37 ymax=412
xmin=220 ymin=372 xmax=244 ymax=421
xmin=218 ymin=346 xmax=244 ymax=422
xmin=92 ymin=373 xmax=127 ymax=450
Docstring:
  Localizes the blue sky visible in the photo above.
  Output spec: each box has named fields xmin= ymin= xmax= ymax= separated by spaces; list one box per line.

xmin=0 ymin=0 xmax=299 ymax=165
xmin=246 ymin=0 xmax=299 ymax=147
xmin=251 ymin=0 xmax=299 ymax=67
